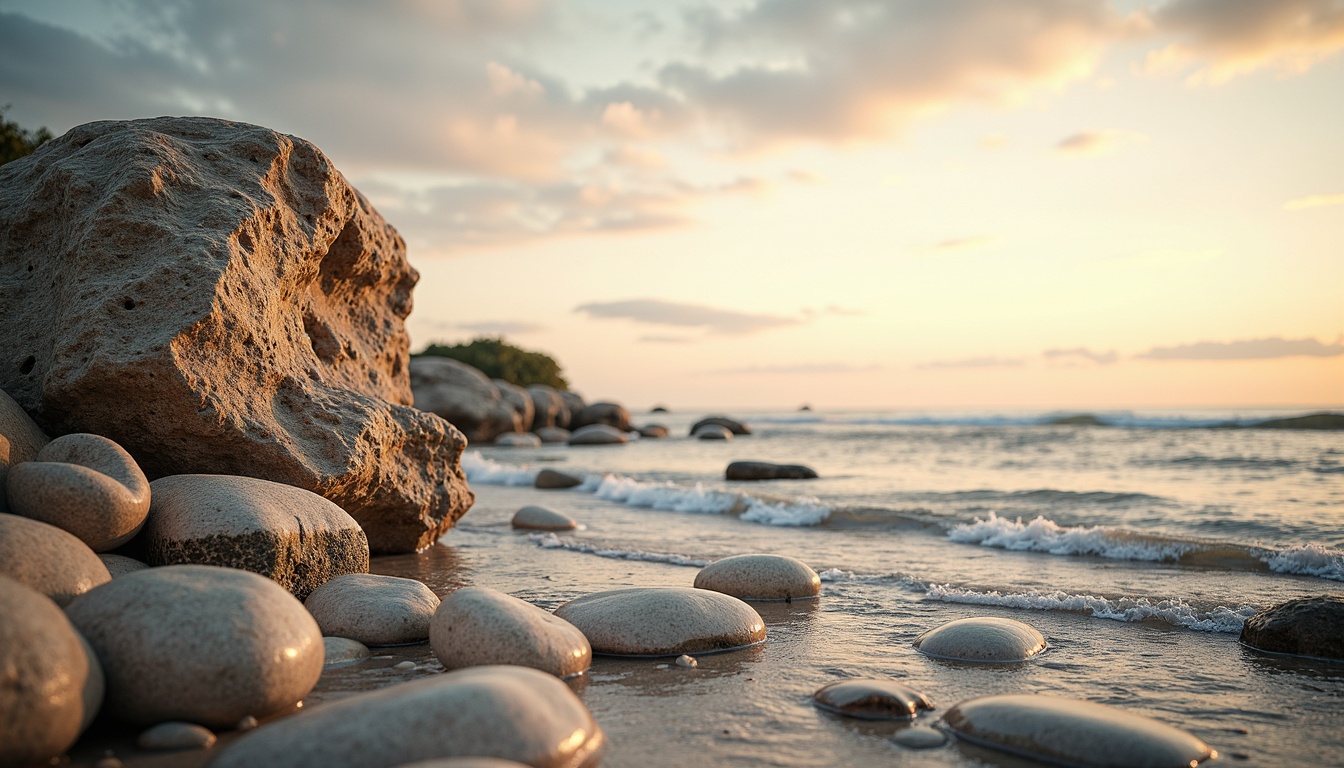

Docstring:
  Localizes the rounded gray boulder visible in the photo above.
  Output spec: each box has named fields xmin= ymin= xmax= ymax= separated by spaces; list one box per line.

xmin=568 ymin=424 xmax=628 ymax=446
xmin=0 ymin=387 xmax=49 ymax=516
xmin=305 ymin=573 xmax=440 ymax=646
xmin=510 ymin=505 xmax=578 ymax=531
xmin=694 ymin=554 xmax=821 ymax=601
xmin=0 ymin=513 xmax=110 ymax=605
xmin=689 ymin=416 xmax=751 ymax=436
xmin=430 ymin=586 xmax=592 ymax=678
xmin=554 ymin=587 xmax=766 ymax=657
xmin=694 ymin=424 xmax=732 ymax=441
xmin=913 ymin=616 xmax=1047 ymax=662
xmin=1239 ymin=594 xmax=1344 ymax=660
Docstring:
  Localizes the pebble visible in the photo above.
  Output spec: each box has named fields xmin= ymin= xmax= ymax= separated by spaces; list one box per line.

xmin=694 ymin=424 xmax=733 ymax=440
xmin=236 ymin=715 xmax=259 ymax=731
xmin=323 ymin=637 xmax=372 ymax=667
xmin=812 ymin=679 xmax=934 ymax=720
xmin=98 ymin=553 xmax=149 ymax=578
xmin=393 ymin=661 xmax=417 ymax=671
xmin=136 ymin=721 xmax=217 ymax=751
xmin=694 ymin=554 xmax=821 ymax=601
xmin=913 ymin=616 xmax=1047 ymax=662
xmin=304 ymin=573 xmax=440 ymax=646
xmin=890 ymin=725 xmax=948 ymax=749
xmin=430 ymin=586 xmax=592 ymax=678
xmin=554 ymin=587 xmax=766 ymax=657
xmin=510 ymin=505 xmax=578 ymax=531
xmin=676 ymin=654 xmax=698 ymax=668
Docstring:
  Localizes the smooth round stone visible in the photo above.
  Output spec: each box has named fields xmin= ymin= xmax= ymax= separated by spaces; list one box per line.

xmin=689 ymin=416 xmax=751 ymax=436
xmin=812 ymin=679 xmax=934 ymax=720
xmin=494 ymin=432 xmax=541 ymax=448
xmin=534 ymin=468 xmax=582 ymax=489
xmin=210 ymin=666 xmax=605 ymax=768
xmin=567 ymin=424 xmax=628 ymax=445
xmin=0 ymin=575 xmax=104 ymax=767
xmin=725 ymin=461 xmax=818 ymax=480
xmin=694 ymin=554 xmax=821 ymax=601
xmin=694 ymin=424 xmax=732 ymax=440
xmin=675 ymin=654 xmax=697 ymax=668
xmin=431 ymin=586 xmax=591 ymax=678
xmin=1239 ymin=595 xmax=1344 ymax=660
xmin=637 ymin=424 xmax=669 ymax=438
xmin=913 ymin=617 xmax=1047 ymax=662
xmin=323 ymin=637 xmax=371 ymax=667
xmin=305 ymin=573 xmax=440 ymax=646
xmin=6 ymin=433 xmax=151 ymax=552
xmin=0 ymin=512 xmax=110 ymax=605
xmin=941 ymin=694 xmax=1215 ymax=768
xmin=0 ymin=387 xmax=49 ymax=516
xmin=510 ymin=505 xmax=578 ymax=531
xmin=136 ymin=721 xmax=217 ymax=751
xmin=533 ymin=427 xmax=571 ymax=444
xmin=394 ymin=760 xmax=533 ymax=768
xmin=554 ymin=587 xmax=766 ymax=657
xmin=99 ymin=553 xmax=149 ymax=578
xmin=64 ymin=564 xmax=324 ymax=728
xmin=891 ymin=725 xmax=948 ymax=749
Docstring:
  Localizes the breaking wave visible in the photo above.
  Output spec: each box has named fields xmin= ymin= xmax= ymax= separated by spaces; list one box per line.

xmin=924 ymin=585 xmax=1260 ymax=633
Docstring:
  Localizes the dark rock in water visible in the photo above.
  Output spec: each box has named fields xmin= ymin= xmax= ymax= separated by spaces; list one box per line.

xmin=558 ymin=391 xmax=586 ymax=429
xmin=637 ymin=424 xmax=669 ymax=439
xmin=570 ymin=402 xmax=632 ymax=432
xmin=798 ymin=404 xmax=812 ymax=412
xmin=812 ymin=679 xmax=933 ymax=720
xmin=535 ymin=469 xmax=583 ymax=489
xmin=690 ymin=416 xmax=751 ymax=436
xmin=1250 ymin=412 xmax=1344 ymax=430
xmin=1240 ymin=595 xmax=1344 ymax=660
xmin=650 ymin=405 xmax=670 ymax=413
xmin=410 ymin=357 xmax=521 ymax=444
xmin=491 ymin=379 xmax=535 ymax=433
xmin=726 ymin=461 xmax=818 ymax=481
xmin=1045 ymin=413 xmax=1108 ymax=426
xmin=533 ymin=427 xmax=571 ymax=444
xmin=694 ymin=424 xmax=733 ymax=441
xmin=568 ymin=424 xmax=628 ymax=446
xmin=527 ymin=385 xmax=567 ymax=430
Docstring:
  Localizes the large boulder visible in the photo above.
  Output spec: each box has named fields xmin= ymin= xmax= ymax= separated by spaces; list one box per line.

xmin=569 ymin=402 xmax=631 ymax=432
xmin=410 ymin=358 xmax=520 ymax=443
xmin=0 ymin=117 xmax=472 ymax=554
xmin=1240 ymin=595 xmax=1344 ymax=660
xmin=527 ymin=385 xmax=567 ymax=430
xmin=491 ymin=380 xmax=535 ymax=432
xmin=142 ymin=474 xmax=370 ymax=600
xmin=0 ymin=388 xmax=48 ymax=515
xmin=558 ymin=391 xmax=586 ymax=429
xmin=0 ymin=513 xmax=110 ymax=605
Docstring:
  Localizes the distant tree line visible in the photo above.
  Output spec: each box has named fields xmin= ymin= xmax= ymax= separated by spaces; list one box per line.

xmin=415 ymin=337 xmax=569 ymax=390
xmin=0 ymin=107 xmax=52 ymax=167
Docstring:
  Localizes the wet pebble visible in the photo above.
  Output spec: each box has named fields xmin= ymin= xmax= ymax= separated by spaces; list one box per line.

xmin=554 ymin=587 xmax=765 ymax=657
xmin=323 ymin=637 xmax=371 ymax=667
xmin=694 ymin=554 xmax=821 ymax=601
xmin=812 ymin=679 xmax=934 ymax=720
xmin=305 ymin=573 xmax=440 ymax=646
xmin=136 ymin=721 xmax=217 ymax=751
xmin=676 ymin=654 xmax=698 ymax=668
xmin=890 ymin=725 xmax=948 ymax=749
xmin=510 ymin=505 xmax=578 ymax=531
xmin=913 ymin=616 xmax=1047 ymax=662
xmin=430 ymin=586 xmax=591 ymax=678
xmin=393 ymin=661 xmax=417 ymax=671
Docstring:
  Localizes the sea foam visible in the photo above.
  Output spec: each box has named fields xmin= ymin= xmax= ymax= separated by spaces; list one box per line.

xmin=924 ymin=585 xmax=1259 ymax=633
xmin=587 ymin=473 xmax=832 ymax=526
xmin=460 ymin=452 xmax=539 ymax=486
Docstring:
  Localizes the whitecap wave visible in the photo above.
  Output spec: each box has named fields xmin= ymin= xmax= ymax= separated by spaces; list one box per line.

xmin=460 ymin=452 xmax=539 ymax=486
xmin=528 ymin=533 xmax=709 ymax=567
xmin=947 ymin=512 xmax=1197 ymax=561
xmin=924 ymin=585 xmax=1259 ymax=633
xmin=585 ymin=473 xmax=831 ymax=526
xmin=1260 ymin=544 xmax=1344 ymax=581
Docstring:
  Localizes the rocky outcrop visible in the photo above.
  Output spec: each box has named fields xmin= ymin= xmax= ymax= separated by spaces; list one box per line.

xmin=492 ymin=380 xmax=535 ymax=432
xmin=0 ymin=389 xmax=48 ymax=515
xmin=558 ymin=391 xmax=586 ymax=429
xmin=0 ymin=117 xmax=472 ymax=554
xmin=410 ymin=357 xmax=521 ymax=443
xmin=570 ymin=402 xmax=632 ymax=432
xmin=527 ymin=385 xmax=567 ymax=430
xmin=725 ymin=461 xmax=818 ymax=481
xmin=690 ymin=416 xmax=751 ymax=436
xmin=1240 ymin=595 xmax=1344 ymax=660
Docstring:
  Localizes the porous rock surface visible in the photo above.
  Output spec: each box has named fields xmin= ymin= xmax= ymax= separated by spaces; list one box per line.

xmin=6 ymin=433 xmax=151 ymax=551
xmin=0 ymin=388 xmax=48 ymax=515
xmin=0 ymin=513 xmax=110 ymax=605
xmin=0 ymin=575 xmax=104 ymax=767
xmin=1239 ymin=595 xmax=1344 ymax=660
xmin=142 ymin=474 xmax=369 ymax=600
xmin=64 ymin=564 xmax=324 ymax=728
xmin=492 ymin=379 xmax=535 ymax=432
xmin=210 ymin=666 xmax=605 ymax=768
xmin=694 ymin=554 xmax=821 ymax=601
xmin=554 ymin=587 xmax=766 ymax=657
xmin=430 ymin=586 xmax=592 ymax=678
xmin=0 ymin=117 xmax=473 ymax=554
xmin=304 ymin=573 xmax=440 ymax=646
xmin=811 ymin=679 xmax=934 ymax=720
xmin=913 ymin=617 xmax=1047 ymax=662
xmin=941 ymin=694 xmax=1214 ymax=767
xmin=410 ymin=357 xmax=521 ymax=443
xmin=725 ymin=461 xmax=818 ymax=481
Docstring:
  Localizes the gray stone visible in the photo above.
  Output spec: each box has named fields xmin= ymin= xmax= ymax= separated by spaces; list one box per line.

xmin=99 ymin=553 xmax=149 ymax=578
xmin=210 ymin=666 xmax=605 ymax=768
xmin=725 ymin=461 xmax=818 ymax=481
xmin=142 ymin=474 xmax=369 ymax=600
xmin=689 ymin=416 xmax=751 ymax=436
xmin=557 ymin=391 xmax=586 ymax=429
xmin=65 ymin=564 xmax=324 ymax=728
xmin=410 ymin=357 xmax=520 ymax=444
xmin=890 ymin=726 xmax=948 ymax=749
xmin=941 ymin=694 xmax=1214 ymax=767
xmin=0 ymin=118 xmax=474 ymax=556
xmin=1240 ymin=595 xmax=1344 ymax=660
xmin=136 ymin=721 xmax=217 ymax=751
xmin=6 ymin=433 xmax=151 ymax=551
xmin=570 ymin=402 xmax=632 ymax=432
xmin=535 ymin=468 xmax=583 ymax=489
xmin=510 ymin=506 xmax=578 ymax=531
xmin=533 ymin=427 xmax=571 ymax=444
xmin=568 ymin=424 xmax=628 ymax=446
xmin=0 ymin=388 xmax=48 ymax=515
xmin=527 ymin=385 xmax=567 ymax=430
xmin=637 ymin=424 xmax=669 ymax=438
xmin=0 ymin=513 xmax=110 ymax=605
xmin=394 ymin=760 xmax=533 ymax=768
xmin=323 ymin=637 xmax=372 ymax=667
xmin=812 ymin=679 xmax=934 ymax=720
xmin=0 ymin=575 xmax=104 ymax=767
xmin=694 ymin=424 xmax=732 ymax=441
xmin=554 ymin=587 xmax=766 ymax=657
xmin=694 ymin=554 xmax=821 ymax=601
xmin=492 ymin=379 xmax=535 ymax=432
xmin=913 ymin=617 xmax=1047 ymax=662
xmin=305 ymin=573 xmax=440 ymax=646
xmin=430 ymin=586 xmax=591 ymax=678
xmin=494 ymin=432 xmax=541 ymax=448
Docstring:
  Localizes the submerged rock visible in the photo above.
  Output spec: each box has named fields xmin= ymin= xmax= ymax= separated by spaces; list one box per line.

xmin=690 ymin=416 xmax=751 ymax=436
xmin=941 ymin=694 xmax=1215 ymax=767
xmin=890 ymin=726 xmax=947 ymax=749
xmin=694 ymin=424 xmax=733 ymax=441
xmin=65 ymin=564 xmax=323 ymax=728
xmin=554 ymin=587 xmax=766 ymax=657
xmin=812 ymin=679 xmax=934 ymax=720
xmin=535 ymin=468 xmax=582 ymax=489
xmin=136 ymin=721 xmax=217 ymax=751
xmin=1240 ymin=595 xmax=1344 ymax=660
xmin=725 ymin=461 xmax=818 ymax=481
xmin=322 ymin=636 xmax=372 ymax=667
xmin=0 ymin=575 xmax=104 ymax=767
xmin=410 ymin=357 xmax=520 ymax=444
xmin=913 ymin=617 xmax=1047 ymax=662
xmin=430 ymin=586 xmax=592 ymax=678
xmin=694 ymin=554 xmax=821 ymax=601
xmin=568 ymin=424 xmax=628 ymax=446
xmin=210 ymin=666 xmax=605 ymax=768
xmin=511 ymin=505 xmax=578 ymax=531
xmin=0 ymin=513 xmax=110 ymax=605
xmin=305 ymin=573 xmax=440 ymax=646
xmin=0 ymin=117 xmax=473 ymax=554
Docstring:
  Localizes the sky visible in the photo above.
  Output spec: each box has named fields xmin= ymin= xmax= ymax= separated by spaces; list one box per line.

xmin=2 ymin=0 xmax=1341 ymax=411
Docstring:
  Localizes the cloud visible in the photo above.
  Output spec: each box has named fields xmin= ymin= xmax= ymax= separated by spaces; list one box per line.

xmin=638 ymin=335 xmax=694 ymax=344
xmin=1044 ymin=347 xmax=1117 ymax=365
xmin=1136 ymin=336 xmax=1344 ymax=361
xmin=574 ymin=299 xmax=799 ymax=335
xmin=1283 ymin=193 xmax=1344 ymax=211
xmin=934 ymin=235 xmax=996 ymax=251
xmin=918 ymin=356 xmax=1024 ymax=370
xmin=456 ymin=320 xmax=546 ymax=335
xmin=708 ymin=363 xmax=881 ymax=375
xmin=1054 ymin=129 xmax=1145 ymax=156
xmin=1145 ymin=0 xmax=1344 ymax=84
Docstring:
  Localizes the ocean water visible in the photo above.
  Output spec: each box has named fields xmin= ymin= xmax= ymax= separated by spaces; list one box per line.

xmin=417 ymin=409 xmax=1341 ymax=767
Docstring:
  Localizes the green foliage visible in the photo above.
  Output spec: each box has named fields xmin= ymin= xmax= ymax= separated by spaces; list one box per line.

xmin=0 ymin=107 xmax=53 ymax=167
xmin=416 ymin=337 xmax=569 ymax=390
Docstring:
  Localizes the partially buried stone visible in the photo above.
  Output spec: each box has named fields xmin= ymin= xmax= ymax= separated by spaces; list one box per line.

xmin=99 ymin=553 xmax=149 ymax=578
xmin=5 ymin=433 xmax=150 ymax=552
xmin=890 ymin=726 xmax=948 ymax=749
xmin=209 ymin=666 xmax=605 ymax=768
xmin=136 ymin=722 xmax=217 ymax=751
xmin=323 ymin=637 xmax=371 ymax=667
xmin=0 ymin=513 xmax=110 ymax=605
xmin=535 ymin=468 xmax=582 ymax=489
xmin=1239 ymin=595 xmax=1344 ymax=660
xmin=568 ymin=424 xmax=628 ymax=445
xmin=637 ymin=424 xmax=669 ymax=438
xmin=64 ymin=564 xmax=324 ymax=728
xmin=940 ymin=694 xmax=1215 ymax=767
xmin=493 ymin=432 xmax=541 ymax=448
xmin=305 ymin=573 xmax=440 ymax=646
xmin=511 ymin=505 xmax=577 ymax=531
xmin=913 ymin=617 xmax=1047 ymax=662
xmin=430 ymin=586 xmax=592 ymax=678
xmin=554 ymin=587 xmax=766 ymax=657
xmin=694 ymin=554 xmax=821 ymax=601
xmin=142 ymin=474 xmax=370 ymax=600
xmin=812 ymin=679 xmax=934 ymax=720
xmin=694 ymin=424 xmax=732 ymax=441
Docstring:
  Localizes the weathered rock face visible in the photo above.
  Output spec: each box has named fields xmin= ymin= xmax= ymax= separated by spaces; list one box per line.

xmin=410 ymin=357 xmax=521 ymax=443
xmin=492 ymin=380 xmax=535 ymax=432
xmin=0 ymin=117 xmax=472 ymax=554
xmin=1240 ymin=595 xmax=1344 ymax=660
xmin=0 ymin=388 xmax=49 ymax=515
